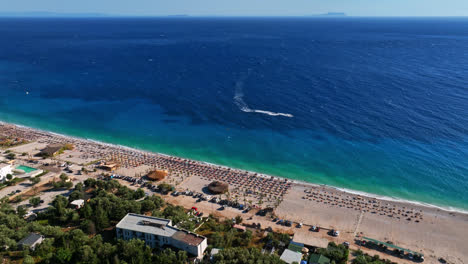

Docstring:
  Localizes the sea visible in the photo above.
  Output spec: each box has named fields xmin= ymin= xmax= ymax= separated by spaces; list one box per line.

xmin=0 ymin=17 xmax=467 ymax=211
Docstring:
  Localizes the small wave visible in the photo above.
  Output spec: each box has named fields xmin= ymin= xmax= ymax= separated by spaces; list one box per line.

xmin=233 ymin=71 xmax=293 ymax=118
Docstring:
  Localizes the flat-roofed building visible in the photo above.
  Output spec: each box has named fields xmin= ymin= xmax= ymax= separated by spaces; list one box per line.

xmin=0 ymin=164 xmax=13 ymax=181
xmin=100 ymin=162 xmax=119 ymax=171
xmin=280 ymin=249 xmax=302 ymax=264
xmin=17 ymin=233 xmax=44 ymax=250
xmin=116 ymin=213 xmax=207 ymax=258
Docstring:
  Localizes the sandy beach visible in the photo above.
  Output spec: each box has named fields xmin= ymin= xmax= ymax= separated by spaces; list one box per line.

xmin=1 ymin=122 xmax=467 ymax=263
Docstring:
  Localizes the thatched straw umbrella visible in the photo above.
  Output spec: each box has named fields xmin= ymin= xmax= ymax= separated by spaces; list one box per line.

xmin=147 ymin=169 xmax=168 ymax=181
xmin=208 ymin=181 xmax=229 ymax=194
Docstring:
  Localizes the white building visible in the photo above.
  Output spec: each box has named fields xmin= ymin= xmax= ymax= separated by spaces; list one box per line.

xmin=0 ymin=164 xmax=13 ymax=181
xmin=70 ymin=199 xmax=85 ymax=209
xmin=116 ymin=213 xmax=208 ymax=258
xmin=280 ymin=249 xmax=303 ymax=264
xmin=17 ymin=233 xmax=44 ymax=250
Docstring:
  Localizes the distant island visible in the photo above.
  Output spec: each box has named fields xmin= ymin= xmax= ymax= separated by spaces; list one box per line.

xmin=308 ymin=12 xmax=347 ymax=17
xmin=0 ymin=12 xmax=349 ymax=18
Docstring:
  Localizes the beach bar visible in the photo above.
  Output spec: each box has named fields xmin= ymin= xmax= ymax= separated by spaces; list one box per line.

xmin=359 ymin=236 xmax=424 ymax=261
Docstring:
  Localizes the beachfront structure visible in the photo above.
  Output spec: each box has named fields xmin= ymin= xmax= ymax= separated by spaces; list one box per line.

xmin=70 ymin=199 xmax=85 ymax=209
xmin=207 ymin=181 xmax=229 ymax=194
xmin=0 ymin=164 xmax=13 ymax=181
xmin=116 ymin=213 xmax=208 ymax=258
xmin=147 ymin=169 xmax=168 ymax=181
xmin=38 ymin=144 xmax=63 ymax=157
xmin=17 ymin=233 xmax=44 ymax=250
xmin=309 ymin=253 xmax=330 ymax=264
xmin=280 ymin=249 xmax=302 ymax=264
xmin=100 ymin=162 xmax=119 ymax=171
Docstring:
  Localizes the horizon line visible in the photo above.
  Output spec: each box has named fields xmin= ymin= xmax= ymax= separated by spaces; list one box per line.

xmin=0 ymin=11 xmax=467 ymax=18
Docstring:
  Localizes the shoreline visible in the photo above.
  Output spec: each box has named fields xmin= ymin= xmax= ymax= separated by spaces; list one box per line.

xmin=2 ymin=120 xmax=467 ymax=215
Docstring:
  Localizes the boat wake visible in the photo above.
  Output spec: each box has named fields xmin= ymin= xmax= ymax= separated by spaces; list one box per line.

xmin=233 ymin=71 xmax=293 ymax=118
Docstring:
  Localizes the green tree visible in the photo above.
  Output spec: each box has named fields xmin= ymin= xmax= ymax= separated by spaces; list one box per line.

xmin=78 ymin=245 xmax=98 ymax=263
xmin=94 ymin=205 xmax=110 ymax=230
xmin=141 ymin=199 xmax=156 ymax=212
xmin=316 ymin=242 xmax=349 ymax=264
xmin=6 ymin=153 xmax=15 ymax=160
xmin=74 ymin=182 xmax=84 ymax=192
xmin=30 ymin=197 xmax=41 ymax=207
xmin=80 ymin=220 xmax=97 ymax=235
xmin=153 ymin=248 xmax=188 ymax=264
xmin=69 ymin=190 xmax=84 ymax=202
xmin=17 ymin=205 xmax=27 ymax=218
xmin=6 ymin=174 xmax=12 ymax=181
xmin=82 ymin=203 xmax=93 ymax=219
xmin=29 ymin=176 xmax=40 ymax=185
xmin=84 ymin=178 xmax=96 ymax=188
xmin=54 ymin=248 xmax=72 ymax=264
xmin=23 ymin=255 xmax=35 ymax=264
xmin=59 ymin=173 xmax=68 ymax=182
xmin=213 ymin=247 xmax=285 ymax=263
xmin=134 ymin=188 xmax=145 ymax=199
xmin=117 ymin=239 xmax=152 ymax=264
xmin=64 ymin=181 xmax=73 ymax=189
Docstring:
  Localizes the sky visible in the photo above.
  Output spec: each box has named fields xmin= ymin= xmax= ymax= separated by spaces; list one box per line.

xmin=0 ymin=0 xmax=468 ymax=17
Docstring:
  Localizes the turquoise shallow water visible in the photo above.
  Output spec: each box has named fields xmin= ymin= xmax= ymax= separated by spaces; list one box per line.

xmin=1 ymin=102 xmax=467 ymax=212
xmin=0 ymin=17 xmax=467 ymax=211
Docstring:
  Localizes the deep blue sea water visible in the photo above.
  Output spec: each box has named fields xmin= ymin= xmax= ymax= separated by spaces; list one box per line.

xmin=0 ymin=17 xmax=467 ymax=210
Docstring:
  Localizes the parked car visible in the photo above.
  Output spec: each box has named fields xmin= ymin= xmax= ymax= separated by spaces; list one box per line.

xmin=332 ymin=229 xmax=340 ymax=237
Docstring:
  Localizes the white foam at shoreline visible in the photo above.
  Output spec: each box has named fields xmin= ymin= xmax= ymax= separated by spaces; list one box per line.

xmin=289 ymin=178 xmax=468 ymax=214
xmin=2 ymin=121 xmax=467 ymax=215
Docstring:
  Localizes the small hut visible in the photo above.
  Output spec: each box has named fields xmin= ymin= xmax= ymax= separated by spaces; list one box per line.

xmin=208 ymin=181 xmax=229 ymax=194
xmin=38 ymin=144 xmax=63 ymax=157
xmin=147 ymin=169 xmax=168 ymax=181
xmin=100 ymin=162 xmax=119 ymax=171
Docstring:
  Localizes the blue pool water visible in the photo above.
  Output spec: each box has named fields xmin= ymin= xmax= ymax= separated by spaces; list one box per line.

xmin=0 ymin=17 xmax=467 ymax=210
xmin=16 ymin=165 xmax=37 ymax=173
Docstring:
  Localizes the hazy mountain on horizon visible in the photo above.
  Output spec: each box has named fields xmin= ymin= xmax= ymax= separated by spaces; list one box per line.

xmin=309 ymin=12 xmax=347 ymax=17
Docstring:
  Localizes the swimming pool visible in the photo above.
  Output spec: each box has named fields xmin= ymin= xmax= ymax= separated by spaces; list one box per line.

xmin=16 ymin=165 xmax=37 ymax=173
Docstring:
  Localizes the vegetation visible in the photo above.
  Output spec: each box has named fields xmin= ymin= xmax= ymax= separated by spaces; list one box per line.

xmin=0 ymin=179 xmax=297 ymax=264
xmin=30 ymin=197 xmax=41 ymax=207
xmin=157 ymin=183 xmax=174 ymax=194
xmin=29 ymin=176 xmax=41 ymax=185
xmin=211 ymin=247 xmax=285 ymax=263
xmin=0 ymin=177 xmax=26 ymax=189
xmin=352 ymin=250 xmax=397 ymax=264
xmin=6 ymin=152 xmax=16 ymax=160
xmin=56 ymin=144 xmax=75 ymax=156
xmin=52 ymin=174 xmax=73 ymax=190
xmin=316 ymin=242 xmax=349 ymax=264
